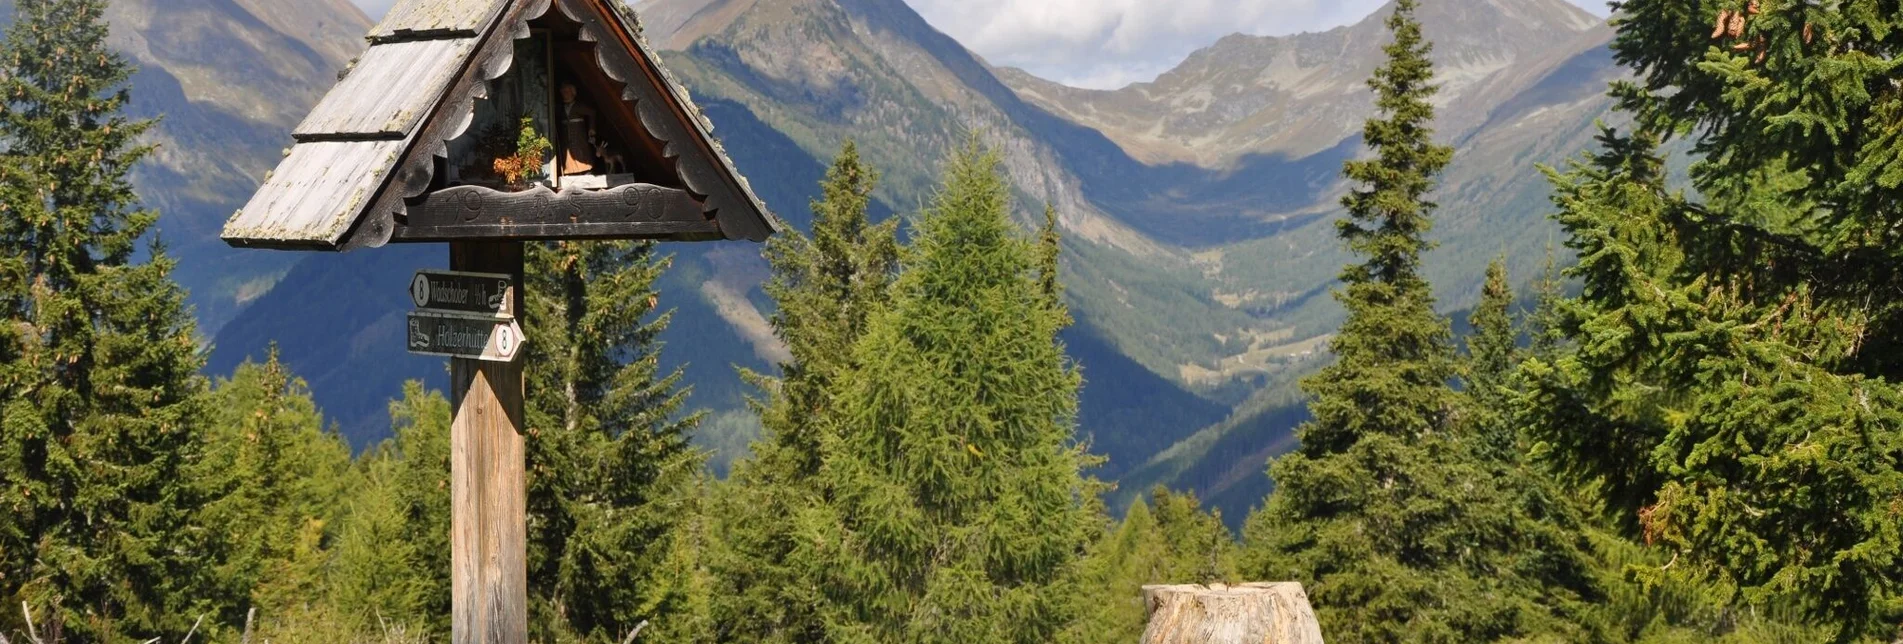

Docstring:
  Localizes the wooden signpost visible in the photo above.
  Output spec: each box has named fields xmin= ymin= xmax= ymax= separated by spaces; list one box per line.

xmin=408 ymin=312 xmax=526 ymax=361
xmin=219 ymin=0 xmax=778 ymax=639
xmin=444 ymin=242 xmax=528 ymax=644
xmin=411 ymin=270 xmax=516 ymax=316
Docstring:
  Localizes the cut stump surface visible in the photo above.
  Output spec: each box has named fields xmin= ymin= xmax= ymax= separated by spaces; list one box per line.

xmin=1141 ymin=582 xmax=1324 ymax=644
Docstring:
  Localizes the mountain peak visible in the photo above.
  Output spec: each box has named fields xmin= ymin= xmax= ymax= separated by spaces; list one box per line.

xmin=998 ymin=0 xmax=1605 ymax=167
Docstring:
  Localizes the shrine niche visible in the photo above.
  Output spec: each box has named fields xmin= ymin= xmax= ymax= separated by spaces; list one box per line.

xmin=221 ymin=0 xmax=778 ymax=251
xmin=215 ymin=0 xmax=777 ymax=639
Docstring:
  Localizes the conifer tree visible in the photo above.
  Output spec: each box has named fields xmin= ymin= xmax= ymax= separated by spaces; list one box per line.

xmin=1289 ymin=0 xmax=1457 ymax=458
xmin=805 ymin=141 xmax=1100 ymax=643
xmin=1463 ymin=258 xmax=1517 ymax=461
xmin=1240 ymin=2 xmax=1596 ymax=639
xmin=521 ymin=238 xmax=707 ymax=642
xmin=1527 ymin=123 xmax=1903 ymax=638
xmin=327 ymin=383 xmax=454 ymax=636
xmin=0 ymin=0 xmax=219 ymax=637
xmin=199 ymin=349 xmax=353 ymax=632
xmin=1524 ymin=246 xmax=1564 ymax=361
xmin=744 ymin=139 xmax=899 ymax=481
xmin=708 ymin=140 xmax=897 ymax=643
xmin=1522 ymin=6 xmax=1903 ymax=636
xmin=1061 ymin=488 xmax=1235 ymax=644
xmin=1037 ymin=203 xmax=1064 ymax=316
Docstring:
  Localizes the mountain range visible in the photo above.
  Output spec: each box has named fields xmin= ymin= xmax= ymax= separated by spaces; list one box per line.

xmin=6 ymin=0 xmax=1627 ymax=521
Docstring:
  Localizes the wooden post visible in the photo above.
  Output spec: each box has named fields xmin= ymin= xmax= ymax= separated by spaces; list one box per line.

xmin=1141 ymin=583 xmax=1325 ymax=644
xmin=449 ymin=241 xmax=528 ymax=644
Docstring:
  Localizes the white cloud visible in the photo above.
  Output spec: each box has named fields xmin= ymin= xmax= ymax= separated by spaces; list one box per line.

xmin=902 ymin=0 xmax=1610 ymax=90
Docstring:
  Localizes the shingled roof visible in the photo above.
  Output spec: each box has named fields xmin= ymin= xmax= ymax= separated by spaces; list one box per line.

xmin=221 ymin=0 xmax=778 ymax=250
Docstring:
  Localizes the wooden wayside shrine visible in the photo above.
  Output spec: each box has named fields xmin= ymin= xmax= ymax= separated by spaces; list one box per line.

xmin=220 ymin=0 xmax=778 ymax=638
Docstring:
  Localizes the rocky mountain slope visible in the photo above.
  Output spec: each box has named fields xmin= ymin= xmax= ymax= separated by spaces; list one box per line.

xmin=630 ymin=0 xmax=1624 ymax=512
xmin=9 ymin=0 xmax=1625 ymax=504
xmin=993 ymin=0 xmax=1600 ymax=168
xmin=58 ymin=0 xmax=368 ymax=329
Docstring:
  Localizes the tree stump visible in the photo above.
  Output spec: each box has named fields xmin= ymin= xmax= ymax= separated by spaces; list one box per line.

xmin=1141 ymin=582 xmax=1325 ymax=644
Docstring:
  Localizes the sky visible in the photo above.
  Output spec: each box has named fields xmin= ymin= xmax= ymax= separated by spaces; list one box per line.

xmin=349 ymin=0 xmax=1611 ymax=90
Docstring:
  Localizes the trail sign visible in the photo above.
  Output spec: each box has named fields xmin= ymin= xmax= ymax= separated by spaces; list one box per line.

xmin=407 ymin=311 xmax=526 ymax=362
xmin=411 ymin=270 xmax=514 ymax=316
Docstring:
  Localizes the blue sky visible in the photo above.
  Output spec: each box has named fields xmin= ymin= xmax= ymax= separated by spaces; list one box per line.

xmin=350 ymin=0 xmax=1611 ymax=90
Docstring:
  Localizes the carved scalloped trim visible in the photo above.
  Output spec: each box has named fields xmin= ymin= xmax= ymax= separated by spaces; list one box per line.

xmin=345 ymin=0 xmax=553 ymax=250
xmin=555 ymin=0 xmax=774 ymax=241
xmin=554 ymin=0 xmax=687 ymax=167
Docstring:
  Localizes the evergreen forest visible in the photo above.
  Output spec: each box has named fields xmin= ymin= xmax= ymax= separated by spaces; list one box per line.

xmin=0 ymin=0 xmax=1899 ymax=641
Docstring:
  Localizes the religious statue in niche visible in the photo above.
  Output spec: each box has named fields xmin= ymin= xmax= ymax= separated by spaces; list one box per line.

xmin=557 ymin=80 xmax=629 ymax=187
xmin=558 ymin=81 xmax=599 ymax=175
xmin=445 ymin=38 xmax=647 ymax=192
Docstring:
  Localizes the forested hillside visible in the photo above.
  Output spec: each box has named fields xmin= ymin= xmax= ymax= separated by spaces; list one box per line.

xmin=3 ymin=0 xmax=1901 ymax=639
xmin=0 ymin=0 xmax=1609 ymax=507
xmin=0 ymin=0 xmax=1635 ymax=505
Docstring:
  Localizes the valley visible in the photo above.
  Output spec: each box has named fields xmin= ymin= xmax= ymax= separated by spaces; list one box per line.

xmin=21 ymin=0 xmax=1625 ymax=519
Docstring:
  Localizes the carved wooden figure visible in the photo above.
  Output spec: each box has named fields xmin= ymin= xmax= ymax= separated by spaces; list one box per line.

xmin=219 ymin=0 xmax=778 ymax=640
xmin=557 ymin=81 xmax=599 ymax=176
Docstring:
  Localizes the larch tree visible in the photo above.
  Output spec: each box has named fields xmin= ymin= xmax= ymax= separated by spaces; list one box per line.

xmin=807 ymin=141 xmax=1101 ymax=643
xmin=1061 ymin=487 xmax=1236 ymax=644
xmin=0 ymin=0 xmax=220 ymax=637
xmin=521 ymin=238 xmax=708 ymax=642
xmin=1240 ymin=1 xmax=1596 ymax=640
xmin=742 ymin=139 xmax=898 ymax=483
xmin=1037 ymin=203 xmax=1064 ymax=316
xmin=708 ymin=140 xmax=898 ymax=643
xmin=327 ymin=383 xmax=455 ymax=636
xmin=198 ymin=349 xmax=353 ymax=633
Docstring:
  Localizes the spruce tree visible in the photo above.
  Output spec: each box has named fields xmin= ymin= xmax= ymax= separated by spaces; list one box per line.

xmin=0 ymin=0 xmax=219 ymax=637
xmin=1524 ymin=246 xmax=1564 ymax=361
xmin=521 ymin=238 xmax=707 ymax=642
xmin=805 ymin=141 xmax=1100 ymax=642
xmin=1527 ymin=123 xmax=1903 ymax=638
xmin=1519 ymin=3 xmax=1903 ymax=636
xmin=1240 ymin=2 xmax=1595 ymax=639
xmin=1463 ymin=258 xmax=1517 ymax=462
xmin=708 ymin=140 xmax=897 ymax=643
xmin=1290 ymin=0 xmax=1457 ymax=459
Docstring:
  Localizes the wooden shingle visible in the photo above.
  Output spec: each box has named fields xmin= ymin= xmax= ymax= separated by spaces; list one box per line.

xmin=370 ymin=0 xmax=508 ymax=41
xmin=223 ymin=141 xmax=408 ymax=248
xmin=294 ymin=38 xmax=478 ymax=141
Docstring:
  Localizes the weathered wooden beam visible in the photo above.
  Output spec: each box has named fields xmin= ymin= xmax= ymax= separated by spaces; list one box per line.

xmin=449 ymin=241 xmax=527 ymax=644
xmin=393 ymin=183 xmax=722 ymax=242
